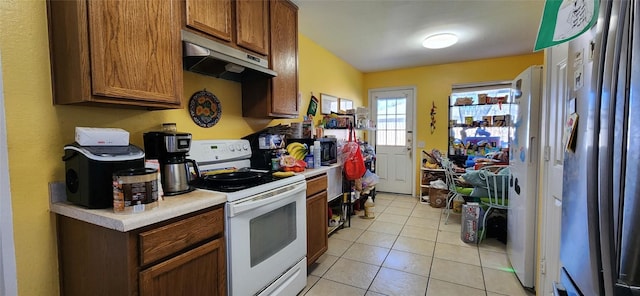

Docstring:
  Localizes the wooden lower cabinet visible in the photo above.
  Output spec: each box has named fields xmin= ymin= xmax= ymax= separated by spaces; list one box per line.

xmin=139 ymin=238 xmax=226 ymax=296
xmin=56 ymin=206 xmax=226 ymax=296
xmin=306 ymin=174 xmax=328 ymax=266
xmin=307 ymin=191 xmax=328 ymax=266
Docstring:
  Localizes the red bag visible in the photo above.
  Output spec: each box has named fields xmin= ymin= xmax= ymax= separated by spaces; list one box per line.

xmin=343 ymin=127 xmax=366 ymax=180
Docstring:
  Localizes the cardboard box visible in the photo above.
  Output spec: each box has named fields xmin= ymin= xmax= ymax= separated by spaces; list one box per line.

xmin=75 ymin=127 xmax=129 ymax=146
xmin=464 ymin=116 xmax=474 ymax=126
xmin=429 ymin=188 xmax=448 ymax=208
xmin=461 ymin=202 xmax=481 ymax=243
xmin=482 ymin=116 xmax=492 ymax=126
xmin=478 ymin=94 xmax=487 ymax=104
xmin=493 ymin=115 xmax=506 ymax=126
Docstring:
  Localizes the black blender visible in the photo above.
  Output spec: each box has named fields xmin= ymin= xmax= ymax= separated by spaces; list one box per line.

xmin=143 ymin=131 xmax=198 ymax=195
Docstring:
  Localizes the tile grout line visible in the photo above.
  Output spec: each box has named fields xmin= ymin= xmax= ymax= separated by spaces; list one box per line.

xmin=435 ymin=204 xmax=492 ymax=295
xmin=309 ymin=194 xmax=485 ymax=295
xmin=365 ymin=197 xmax=405 ymax=295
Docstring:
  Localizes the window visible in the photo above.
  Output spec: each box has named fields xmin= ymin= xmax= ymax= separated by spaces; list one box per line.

xmin=376 ymin=97 xmax=407 ymax=146
xmin=449 ymin=81 xmax=516 ymax=154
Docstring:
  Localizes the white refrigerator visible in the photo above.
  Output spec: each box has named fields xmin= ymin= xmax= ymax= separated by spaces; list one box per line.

xmin=508 ymin=65 xmax=542 ymax=289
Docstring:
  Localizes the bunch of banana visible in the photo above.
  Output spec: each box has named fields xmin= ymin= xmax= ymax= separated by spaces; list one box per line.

xmin=286 ymin=142 xmax=308 ymax=160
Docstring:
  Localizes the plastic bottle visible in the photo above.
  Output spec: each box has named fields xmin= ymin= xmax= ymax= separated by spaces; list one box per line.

xmin=313 ymin=141 xmax=321 ymax=168
xmin=304 ymin=152 xmax=314 ymax=169
xmin=364 ymin=196 xmax=375 ymax=219
xmin=453 ymin=195 xmax=464 ymax=213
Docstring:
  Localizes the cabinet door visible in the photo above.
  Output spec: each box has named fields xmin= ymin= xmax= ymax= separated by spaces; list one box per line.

xmin=185 ymin=0 xmax=233 ymax=42
xmin=140 ymin=238 xmax=226 ymax=296
xmin=88 ymin=0 xmax=182 ymax=105
xmin=307 ymin=190 xmax=328 ymax=266
xmin=269 ymin=0 xmax=299 ymax=116
xmin=236 ymin=0 xmax=269 ymax=56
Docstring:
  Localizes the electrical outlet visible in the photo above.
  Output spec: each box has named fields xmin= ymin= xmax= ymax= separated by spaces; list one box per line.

xmin=417 ymin=141 xmax=425 ymax=148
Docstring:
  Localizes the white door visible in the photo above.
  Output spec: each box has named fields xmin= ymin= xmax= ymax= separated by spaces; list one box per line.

xmin=369 ymin=87 xmax=415 ymax=195
xmin=538 ymin=43 xmax=568 ymax=295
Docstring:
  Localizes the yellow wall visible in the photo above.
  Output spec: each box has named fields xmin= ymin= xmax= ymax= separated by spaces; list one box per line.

xmin=363 ymin=53 xmax=544 ymax=192
xmin=0 ymin=1 xmax=362 ymax=294
xmin=293 ymin=34 xmax=365 ymax=125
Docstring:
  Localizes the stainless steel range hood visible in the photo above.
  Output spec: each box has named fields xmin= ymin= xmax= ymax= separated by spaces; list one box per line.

xmin=182 ymin=30 xmax=277 ymax=82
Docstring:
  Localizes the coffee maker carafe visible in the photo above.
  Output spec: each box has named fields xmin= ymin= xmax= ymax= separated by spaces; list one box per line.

xmin=143 ymin=131 xmax=198 ymax=195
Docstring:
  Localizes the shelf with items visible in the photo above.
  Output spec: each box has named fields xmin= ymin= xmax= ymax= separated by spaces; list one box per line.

xmin=320 ymin=114 xmax=354 ymax=129
xmin=320 ymin=113 xmax=376 ymax=131
xmin=359 ymin=158 xmax=376 ymax=203
xmin=420 ymin=167 xmax=446 ymax=205
xmin=449 ymin=86 xmax=515 ymax=158
xmin=328 ymin=189 xmax=351 ymax=236
xmin=348 ymin=149 xmax=377 ymax=214
xmin=420 ymin=150 xmax=446 ymax=205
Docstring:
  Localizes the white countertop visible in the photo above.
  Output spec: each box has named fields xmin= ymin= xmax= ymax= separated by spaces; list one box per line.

xmin=49 ymin=165 xmax=342 ymax=232
xmin=49 ymin=182 xmax=226 ymax=232
xmin=300 ymin=163 xmax=341 ymax=179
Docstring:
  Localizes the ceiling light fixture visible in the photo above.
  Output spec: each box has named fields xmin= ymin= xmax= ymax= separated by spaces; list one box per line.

xmin=422 ymin=33 xmax=458 ymax=49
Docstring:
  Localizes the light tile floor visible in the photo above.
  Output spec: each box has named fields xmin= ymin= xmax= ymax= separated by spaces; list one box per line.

xmin=301 ymin=192 xmax=535 ymax=296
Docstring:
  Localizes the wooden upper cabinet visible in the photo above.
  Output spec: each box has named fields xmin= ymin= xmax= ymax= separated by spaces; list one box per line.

xmin=185 ymin=0 xmax=233 ymax=42
xmin=241 ymin=0 xmax=298 ymax=118
xmin=235 ymin=0 xmax=269 ymax=56
xmin=47 ymin=0 xmax=183 ymax=109
xmin=185 ymin=0 xmax=269 ymax=57
xmin=269 ymin=0 xmax=299 ymax=116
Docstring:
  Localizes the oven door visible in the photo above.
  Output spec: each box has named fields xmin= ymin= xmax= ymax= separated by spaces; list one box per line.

xmin=226 ymin=181 xmax=307 ymax=296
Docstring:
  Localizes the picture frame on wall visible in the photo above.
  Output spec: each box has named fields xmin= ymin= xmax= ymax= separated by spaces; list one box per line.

xmin=320 ymin=93 xmax=338 ymax=114
xmin=339 ymin=98 xmax=353 ymax=112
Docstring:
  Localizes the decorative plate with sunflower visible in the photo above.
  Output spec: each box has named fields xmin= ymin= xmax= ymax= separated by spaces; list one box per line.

xmin=188 ymin=89 xmax=222 ymax=128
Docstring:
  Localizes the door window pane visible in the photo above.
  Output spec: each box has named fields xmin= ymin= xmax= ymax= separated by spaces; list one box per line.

xmin=376 ymin=130 xmax=386 ymax=145
xmin=376 ymin=97 xmax=407 ymax=146
xmin=377 ymin=115 xmax=387 ymax=130
xmin=387 ymin=115 xmax=397 ymax=130
xmin=396 ymin=132 xmax=406 ymax=145
xmin=386 ymin=130 xmax=396 ymax=145
xmin=397 ymin=115 xmax=406 ymax=130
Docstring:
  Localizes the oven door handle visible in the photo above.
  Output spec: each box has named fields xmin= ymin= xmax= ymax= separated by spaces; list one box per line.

xmin=227 ymin=182 xmax=306 ymax=217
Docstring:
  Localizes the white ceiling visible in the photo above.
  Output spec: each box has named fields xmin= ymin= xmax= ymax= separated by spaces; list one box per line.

xmin=294 ymin=0 xmax=546 ymax=73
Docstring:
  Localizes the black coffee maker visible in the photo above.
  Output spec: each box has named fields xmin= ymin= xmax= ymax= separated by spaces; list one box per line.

xmin=143 ymin=131 xmax=198 ymax=195
xmin=243 ymin=133 xmax=286 ymax=170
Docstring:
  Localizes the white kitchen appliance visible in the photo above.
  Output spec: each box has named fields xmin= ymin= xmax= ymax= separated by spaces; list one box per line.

xmin=508 ymin=65 xmax=543 ymax=289
xmin=75 ymin=127 xmax=129 ymax=146
xmin=189 ymin=139 xmax=307 ymax=296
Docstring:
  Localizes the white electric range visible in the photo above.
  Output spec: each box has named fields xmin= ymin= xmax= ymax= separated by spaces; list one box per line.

xmin=189 ymin=139 xmax=307 ymax=296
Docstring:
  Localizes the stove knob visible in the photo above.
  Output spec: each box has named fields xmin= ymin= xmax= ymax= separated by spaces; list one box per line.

xmin=236 ymin=144 xmax=241 ymax=151
xmin=242 ymin=143 xmax=249 ymax=151
xmin=228 ymin=145 xmax=235 ymax=152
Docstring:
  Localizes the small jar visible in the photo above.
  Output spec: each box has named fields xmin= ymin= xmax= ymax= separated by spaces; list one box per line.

xmin=162 ymin=123 xmax=177 ymax=132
